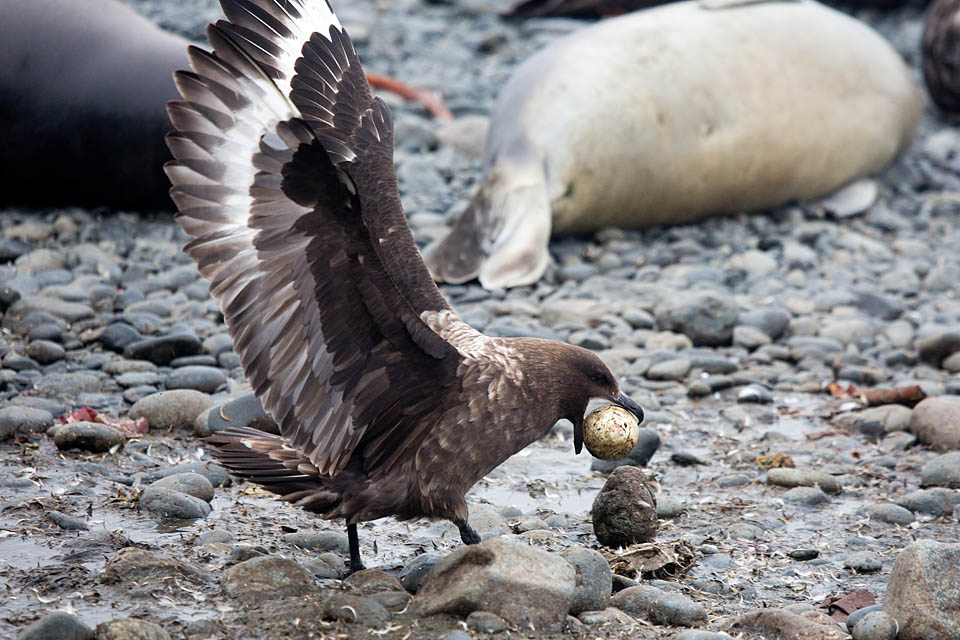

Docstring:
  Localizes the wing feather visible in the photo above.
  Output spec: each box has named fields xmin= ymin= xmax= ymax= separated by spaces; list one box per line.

xmin=166 ymin=0 xmax=470 ymax=480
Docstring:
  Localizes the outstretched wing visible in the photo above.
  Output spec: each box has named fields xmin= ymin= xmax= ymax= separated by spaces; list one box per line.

xmin=164 ymin=0 xmax=462 ymax=479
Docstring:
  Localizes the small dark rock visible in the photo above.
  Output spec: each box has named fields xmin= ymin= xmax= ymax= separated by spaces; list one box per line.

xmin=590 ymin=428 xmax=661 ymax=473
xmin=124 ymin=333 xmax=202 ymax=365
xmin=610 ymin=585 xmax=707 ymax=627
xmin=26 ymin=340 xmax=65 ymax=364
xmin=0 ymin=406 xmax=53 ymax=440
xmin=400 ymin=553 xmax=441 ymax=593
xmin=844 ymin=551 xmax=883 ymax=573
xmin=48 ymin=510 xmax=89 ymax=531
xmin=467 ymin=611 xmax=508 ymax=634
xmin=53 ymin=421 xmax=124 ymax=453
xmin=591 ymin=466 xmax=657 ymax=547
xmin=788 ymin=549 xmax=820 ymax=561
xmin=851 ymin=611 xmax=898 ymax=640
xmin=200 ymin=392 xmax=279 ymax=437
xmin=140 ymin=486 xmax=212 ymax=520
xmin=17 ymin=611 xmax=93 ymax=640
xmin=100 ymin=323 xmax=143 ymax=352
xmin=164 ymin=365 xmax=227 ymax=393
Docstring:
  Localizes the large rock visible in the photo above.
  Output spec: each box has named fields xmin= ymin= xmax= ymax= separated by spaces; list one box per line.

xmin=910 ymin=396 xmax=960 ymax=450
xmin=411 ymin=539 xmax=576 ymax=632
xmin=592 ymin=466 xmax=658 ymax=547
xmin=884 ymin=540 xmax=960 ymax=640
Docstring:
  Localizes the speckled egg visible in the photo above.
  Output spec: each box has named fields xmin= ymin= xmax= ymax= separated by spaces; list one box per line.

xmin=583 ymin=405 xmax=640 ymax=460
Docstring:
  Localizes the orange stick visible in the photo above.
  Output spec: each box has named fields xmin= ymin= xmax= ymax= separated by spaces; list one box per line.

xmin=366 ymin=72 xmax=455 ymax=122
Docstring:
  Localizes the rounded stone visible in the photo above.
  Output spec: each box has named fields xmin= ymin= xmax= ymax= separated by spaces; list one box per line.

xmin=223 ymin=555 xmax=315 ymax=601
xmin=323 ymin=594 xmax=391 ymax=625
xmin=852 ymin=611 xmax=898 ymax=640
xmin=17 ymin=612 xmax=93 ymax=640
xmin=164 ymin=365 xmax=227 ymax=393
xmin=884 ymin=540 xmax=960 ymax=639
xmin=610 ymin=585 xmax=707 ymax=627
xmin=896 ymin=488 xmax=957 ymax=517
xmin=646 ymin=358 xmax=692 ymax=381
xmin=767 ymin=469 xmax=842 ymax=494
xmin=26 ymin=339 xmax=65 ymax=364
xmin=99 ymin=323 xmax=142 ymax=352
xmin=284 ymin=530 xmax=349 ymax=552
xmin=561 ymin=546 xmax=613 ymax=615
xmin=466 ymin=611 xmax=508 ymax=634
xmin=95 ymin=618 xmax=170 ymax=640
xmin=782 ymin=486 xmax=829 ymax=506
xmin=844 ymin=551 xmax=883 ymax=573
xmin=863 ymin=503 xmax=915 ymax=525
xmin=129 ymin=390 xmax=213 ymax=430
xmin=0 ymin=406 xmax=54 ymax=440
xmin=400 ymin=553 xmax=442 ymax=593
xmin=846 ymin=604 xmax=884 ymax=632
xmin=53 ymin=421 xmax=125 ymax=453
xmin=921 ymin=452 xmax=960 ymax=488
xmin=139 ymin=486 xmax=212 ymax=520
xmin=149 ymin=472 xmax=215 ymax=503
xmin=343 ymin=568 xmax=404 ymax=594
xmin=124 ymin=332 xmax=202 ymax=365
xmin=303 ymin=552 xmax=346 ymax=579
xmin=909 ymin=396 xmax=960 ymax=451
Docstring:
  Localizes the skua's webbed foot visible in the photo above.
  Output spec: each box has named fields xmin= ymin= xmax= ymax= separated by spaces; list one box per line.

xmin=458 ymin=522 xmax=481 ymax=545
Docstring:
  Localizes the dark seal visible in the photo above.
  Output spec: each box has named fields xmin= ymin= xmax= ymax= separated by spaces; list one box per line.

xmin=0 ymin=0 xmax=189 ymax=210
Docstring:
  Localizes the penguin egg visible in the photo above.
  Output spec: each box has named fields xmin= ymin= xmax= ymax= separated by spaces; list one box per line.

xmin=583 ymin=405 xmax=640 ymax=460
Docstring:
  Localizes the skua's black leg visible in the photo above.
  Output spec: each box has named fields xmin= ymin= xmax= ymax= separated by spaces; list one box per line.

xmin=347 ymin=522 xmax=365 ymax=574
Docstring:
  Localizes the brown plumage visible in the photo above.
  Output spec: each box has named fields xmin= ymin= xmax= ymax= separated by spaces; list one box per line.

xmin=164 ymin=0 xmax=643 ymax=572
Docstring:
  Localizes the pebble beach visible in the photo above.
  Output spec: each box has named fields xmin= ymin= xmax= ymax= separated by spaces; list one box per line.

xmin=1 ymin=0 xmax=959 ymax=638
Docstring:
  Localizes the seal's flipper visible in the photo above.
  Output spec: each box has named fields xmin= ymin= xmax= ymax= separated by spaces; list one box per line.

xmin=424 ymin=161 xmax=552 ymax=289
xmin=423 ymin=191 xmax=488 ymax=285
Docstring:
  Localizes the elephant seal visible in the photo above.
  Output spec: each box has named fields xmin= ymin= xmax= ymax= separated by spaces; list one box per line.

xmin=423 ymin=0 xmax=922 ymax=289
xmin=0 ymin=0 xmax=189 ymax=210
